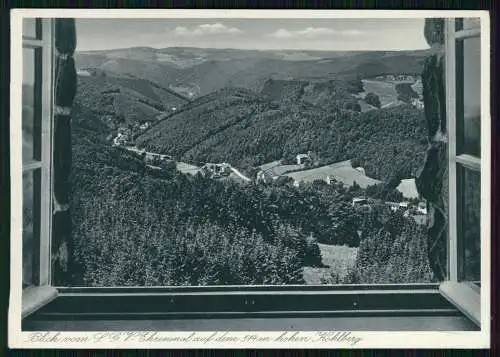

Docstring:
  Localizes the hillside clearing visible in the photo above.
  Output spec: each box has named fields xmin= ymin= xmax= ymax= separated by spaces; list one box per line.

xmin=360 ymin=79 xmax=399 ymax=107
xmin=396 ymin=178 xmax=420 ymax=199
xmin=257 ymin=160 xmax=282 ymax=171
xmin=285 ymin=160 xmax=381 ymax=188
xmin=176 ymin=162 xmax=201 ymax=175
xmin=303 ymin=243 xmax=358 ymax=285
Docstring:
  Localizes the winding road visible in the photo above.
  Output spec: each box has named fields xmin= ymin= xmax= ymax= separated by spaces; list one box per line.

xmin=123 ymin=146 xmax=252 ymax=182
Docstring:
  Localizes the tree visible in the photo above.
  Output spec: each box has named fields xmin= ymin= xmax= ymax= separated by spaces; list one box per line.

xmin=364 ymin=92 xmax=381 ymax=108
xmin=343 ymin=208 xmax=434 ymax=284
xmin=395 ymin=83 xmax=419 ymax=103
xmin=159 ymin=159 xmax=177 ymax=172
xmin=281 ymin=153 xmax=297 ymax=165
xmin=348 ymin=181 xmax=362 ymax=195
xmin=275 ymin=176 xmax=294 ymax=186
xmin=344 ymin=100 xmax=361 ymax=112
xmin=350 ymin=158 xmax=361 ymax=168
xmin=304 ymin=238 xmax=323 ymax=267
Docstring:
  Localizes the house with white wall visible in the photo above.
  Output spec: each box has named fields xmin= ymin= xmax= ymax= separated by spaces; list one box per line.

xmin=355 ymin=167 xmax=366 ymax=175
xmin=411 ymin=98 xmax=425 ymax=109
xmin=76 ymin=69 xmax=92 ymax=77
xmin=352 ymin=197 xmax=368 ymax=206
xmin=296 ymin=154 xmax=310 ymax=165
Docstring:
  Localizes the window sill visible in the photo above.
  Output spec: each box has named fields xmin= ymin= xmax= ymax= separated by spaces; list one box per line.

xmin=21 ymin=284 xmax=479 ymax=331
xmin=23 ymin=315 xmax=479 ymax=331
xmin=439 ymin=281 xmax=481 ymax=327
xmin=22 ymin=285 xmax=58 ymax=319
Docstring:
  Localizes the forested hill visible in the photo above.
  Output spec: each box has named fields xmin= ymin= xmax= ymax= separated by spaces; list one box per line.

xmin=136 ymin=81 xmax=427 ymax=181
xmin=76 ymin=48 xmax=430 ymax=97
xmin=74 ymin=75 xmax=190 ymax=138
xmin=261 ymin=78 xmax=363 ymax=110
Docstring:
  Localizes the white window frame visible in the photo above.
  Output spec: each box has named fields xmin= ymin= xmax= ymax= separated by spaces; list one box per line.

xmin=439 ymin=17 xmax=485 ymax=327
xmin=20 ymin=18 xmax=57 ymax=318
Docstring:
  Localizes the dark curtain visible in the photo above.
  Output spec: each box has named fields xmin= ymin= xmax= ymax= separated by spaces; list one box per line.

xmin=52 ymin=19 xmax=77 ymax=286
xmin=415 ymin=18 xmax=448 ymax=281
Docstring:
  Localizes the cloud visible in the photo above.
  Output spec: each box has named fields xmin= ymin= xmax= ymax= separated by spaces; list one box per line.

xmin=342 ymin=29 xmax=363 ymax=36
xmin=173 ymin=23 xmax=242 ymax=37
xmin=269 ymin=29 xmax=293 ymax=38
xmin=297 ymin=27 xmax=337 ymax=37
xmin=270 ymin=27 xmax=363 ymax=39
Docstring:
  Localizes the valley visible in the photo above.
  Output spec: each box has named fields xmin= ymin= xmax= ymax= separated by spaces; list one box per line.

xmin=70 ymin=46 xmax=434 ymax=287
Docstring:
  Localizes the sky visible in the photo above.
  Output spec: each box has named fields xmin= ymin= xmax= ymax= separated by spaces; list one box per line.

xmin=75 ymin=18 xmax=429 ymax=52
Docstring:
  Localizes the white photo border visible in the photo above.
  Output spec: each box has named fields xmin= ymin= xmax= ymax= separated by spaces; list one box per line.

xmin=9 ymin=8 xmax=491 ymax=349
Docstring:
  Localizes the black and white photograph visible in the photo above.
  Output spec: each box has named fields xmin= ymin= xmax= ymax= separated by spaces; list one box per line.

xmin=9 ymin=9 xmax=490 ymax=349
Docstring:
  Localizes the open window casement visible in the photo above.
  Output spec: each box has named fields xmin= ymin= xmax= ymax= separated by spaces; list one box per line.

xmin=439 ymin=17 xmax=485 ymax=327
xmin=20 ymin=18 xmax=57 ymax=318
xmin=21 ymin=17 xmax=77 ymax=318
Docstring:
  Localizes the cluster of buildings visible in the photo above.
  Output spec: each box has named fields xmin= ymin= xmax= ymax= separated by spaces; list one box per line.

xmin=352 ymin=197 xmax=428 ymax=225
xmin=144 ymin=152 xmax=172 ymax=165
xmin=76 ymin=69 xmax=92 ymax=77
xmin=139 ymin=122 xmax=151 ymax=131
xmin=112 ymin=121 xmax=154 ymax=147
xmin=411 ymin=97 xmax=425 ymax=109
xmin=201 ymin=163 xmax=231 ymax=178
xmin=385 ymin=201 xmax=427 ymax=214
xmin=375 ymin=74 xmax=419 ymax=82
xmin=112 ymin=130 xmax=132 ymax=147
xmin=76 ymin=68 xmax=106 ymax=77
xmin=295 ymin=153 xmax=311 ymax=165
xmin=409 ymin=79 xmax=425 ymax=109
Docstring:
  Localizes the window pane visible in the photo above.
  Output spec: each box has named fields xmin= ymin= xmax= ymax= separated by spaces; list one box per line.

xmin=23 ymin=47 xmax=42 ymax=162
xmin=456 ymin=36 xmax=481 ymax=157
xmin=458 ymin=167 xmax=481 ymax=282
xmin=23 ymin=169 xmax=41 ymax=288
xmin=463 ymin=18 xmax=481 ymax=30
xmin=455 ymin=18 xmax=481 ymax=31
xmin=22 ymin=18 xmax=40 ymax=39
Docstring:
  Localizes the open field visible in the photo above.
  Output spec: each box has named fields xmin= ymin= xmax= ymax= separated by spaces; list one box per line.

xmin=361 ymin=79 xmax=399 ymax=107
xmin=257 ymin=160 xmax=305 ymax=178
xmin=411 ymin=79 xmax=423 ymax=96
xmin=176 ymin=162 xmax=201 ymax=175
xmin=303 ymin=243 xmax=358 ymax=285
xmin=358 ymin=100 xmax=377 ymax=113
xmin=381 ymin=99 xmax=406 ymax=109
xmin=285 ymin=160 xmax=381 ymax=188
xmin=265 ymin=164 xmax=305 ymax=177
xmin=396 ymin=178 xmax=420 ymax=199
xmin=257 ymin=160 xmax=282 ymax=171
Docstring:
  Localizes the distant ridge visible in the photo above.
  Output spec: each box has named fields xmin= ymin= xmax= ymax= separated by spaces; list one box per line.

xmin=75 ymin=47 xmax=430 ymax=97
